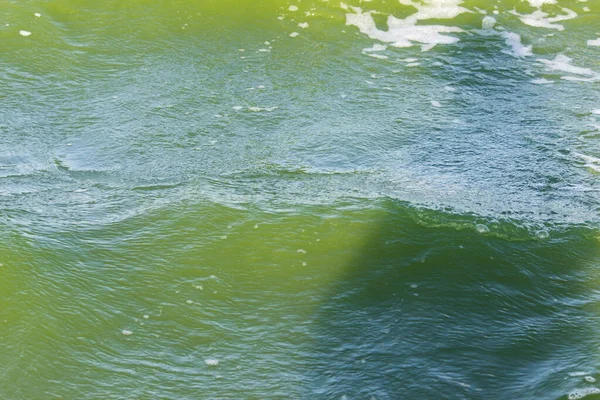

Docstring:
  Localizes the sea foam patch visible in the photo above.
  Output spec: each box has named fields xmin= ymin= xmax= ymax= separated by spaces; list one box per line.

xmin=588 ymin=38 xmax=600 ymax=46
xmin=511 ymin=7 xmax=577 ymax=31
xmin=537 ymin=55 xmax=600 ymax=81
xmin=345 ymin=0 xmax=469 ymax=52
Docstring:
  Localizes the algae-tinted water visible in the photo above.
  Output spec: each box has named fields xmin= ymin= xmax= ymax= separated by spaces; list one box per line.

xmin=1 ymin=0 xmax=600 ymax=399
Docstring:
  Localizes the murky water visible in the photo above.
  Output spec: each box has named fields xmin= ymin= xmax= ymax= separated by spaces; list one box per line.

xmin=2 ymin=0 xmax=600 ymax=398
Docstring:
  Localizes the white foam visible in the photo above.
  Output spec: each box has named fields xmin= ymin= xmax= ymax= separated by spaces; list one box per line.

xmin=512 ymin=8 xmax=577 ymax=31
xmin=122 ymin=330 xmax=133 ymax=336
xmin=345 ymin=0 xmax=469 ymax=52
xmin=363 ymin=43 xmax=387 ymax=53
xmin=482 ymin=16 xmax=496 ymax=30
xmin=588 ymin=38 xmax=600 ymax=46
xmin=527 ymin=0 xmax=556 ymax=6
xmin=288 ymin=5 xmax=298 ymax=12
xmin=431 ymin=100 xmax=442 ymax=107
xmin=19 ymin=30 xmax=31 ymax=37
xmin=289 ymin=32 xmax=299 ymax=37
xmin=537 ymin=55 xmax=599 ymax=81
xmin=205 ymin=358 xmax=219 ymax=366
xmin=531 ymin=78 xmax=554 ymax=84
xmin=574 ymin=152 xmax=600 ymax=172
xmin=298 ymin=22 xmax=309 ymax=29
xmin=568 ymin=388 xmax=600 ymax=400
xmin=500 ymin=31 xmax=532 ymax=57
xmin=34 ymin=13 xmax=41 ymax=17
xmin=585 ymin=376 xmax=597 ymax=383
xmin=593 ymin=109 xmax=600 ymax=115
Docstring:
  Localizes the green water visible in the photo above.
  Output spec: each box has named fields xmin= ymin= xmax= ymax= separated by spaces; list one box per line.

xmin=2 ymin=0 xmax=600 ymax=398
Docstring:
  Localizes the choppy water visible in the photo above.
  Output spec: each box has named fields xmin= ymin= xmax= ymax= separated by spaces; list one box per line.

xmin=1 ymin=0 xmax=600 ymax=398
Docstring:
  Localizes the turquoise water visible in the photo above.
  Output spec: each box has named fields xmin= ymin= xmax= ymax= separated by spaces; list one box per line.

xmin=1 ymin=0 xmax=600 ymax=398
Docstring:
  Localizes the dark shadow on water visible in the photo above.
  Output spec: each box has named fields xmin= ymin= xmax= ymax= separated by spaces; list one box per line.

xmin=305 ymin=201 xmax=600 ymax=400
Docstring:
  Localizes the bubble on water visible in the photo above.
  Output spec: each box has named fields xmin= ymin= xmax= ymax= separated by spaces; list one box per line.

xmin=297 ymin=249 xmax=306 ymax=254
xmin=289 ymin=32 xmax=299 ymax=38
xmin=298 ymin=22 xmax=309 ymax=29
xmin=19 ymin=30 xmax=32 ymax=37
xmin=122 ymin=330 xmax=133 ymax=336
xmin=205 ymin=358 xmax=219 ymax=366
xmin=288 ymin=5 xmax=298 ymax=11
xmin=568 ymin=388 xmax=600 ymax=400
xmin=585 ymin=376 xmax=597 ymax=383
xmin=476 ymin=224 xmax=490 ymax=234
xmin=536 ymin=230 xmax=550 ymax=239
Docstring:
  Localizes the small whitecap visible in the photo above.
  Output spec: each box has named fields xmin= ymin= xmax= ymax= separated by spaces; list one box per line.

xmin=302 ymin=262 xmax=307 ymax=266
xmin=298 ymin=22 xmax=309 ymax=29
xmin=194 ymin=285 xmax=203 ymax=290
xmin=232 ymin=106 xmax=243 ymax=111
xmin=444 ymin=86 xmax=456 ymax=92
xmin=289 ymin=32 xmax=299 ymax=38
xmin=288 ymin=5 xmax=298 ymax=11
xmin=592 ymin=110 xmax=600 ymax=115
xmin=410 ymin=284 xmax=418 ymax=289
xmin=186 ymin=300 xmax=194 ymax=304
xmin=205 ymin=358 xmax=219 ymax=366
xmin=431 ymin=101 xmax=442 ymax=108
xmin=19 ymin=30 xmax=32 ymax=37
xmin=253 ymin=224 xmax=259 ymax=229
xmin=297 ymin=249 xmax=307 ymax=254
xmin=277 ymin=15 xmax=285 ymax=20
xmin=143 ymin=315 xmax=149 ymax=319
xmin=34 ymin=13 xmax=41 ymax=17
xmin=476 ymin=224 xmax=490 ymax=234
xmin=122 ymin=330 xmax=133 ymax=336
